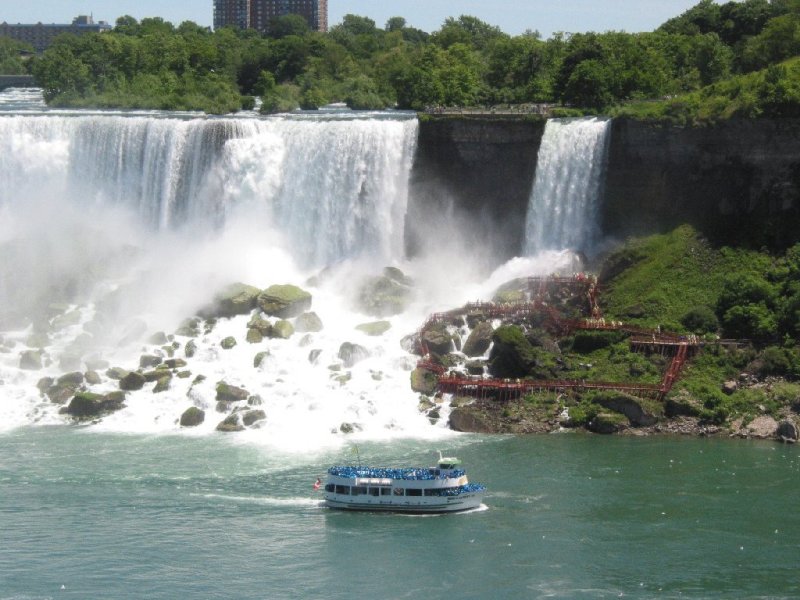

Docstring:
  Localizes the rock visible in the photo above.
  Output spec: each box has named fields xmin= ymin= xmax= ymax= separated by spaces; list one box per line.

xmin=19 ymin=350 xmax=43 ymax=370
xmin=465 ymin=360 xmax=485 ymax=375
xmin=85 ymin=370 xmax=102 ymax=385
xmin=488 ymin=325 xmax=538 ymax=378
xmin=185 ymin=340 xmax=197 ymax=358
xmin=257 ymin=284 xmax=312 ymax=318
xmin=64 ymin=391 xmax=126 ymax=419
xmin=296 ymin=312 xmax=323 ymax=333
xmin=722 ymin=380 xmax=738 ymax=395
xmin=269 ymin=320 xmax=294 ymax=339
xmin=142 ymin=369 xmax=169 ymax=382
xmin=340 ymin=422 xmax=362 ymax=434
xmin=220 ymin=336 xmax=237 ymax=350
xmin=355 ymin=321 xmax=391 ymax=336
xmin=338 ymin=342 xmax=369 ymax=367
xmin=164 ymin=358 xmax=187 ymax=369
xmin=594 ymin=392 xmax=661 ymax=427
xmin=180 ymin=406 xmax=205 ymax=427
xmin=741 ymin=415 xmax=778 ymax=439
xmin=216 ymin=414 xmax=244 ymax=432
xmin=308 ymin=349 xmax=322 ymax=364
xmin=242 ymin=409 xmax=266 ymax=427
xmin=420 ymin=323 xmax=453 ymax=356
xmin=449 ymin=408 xmax=494 ymax=433
xmin=777 ymin=419 xmax=798 ymax=442
xmin=201 ymin=282 xmax=261 ymax=319
xmin=140 ymin=354 xmax=162 ymax=369
xmin=254 ymin=351 xmax=269 ymax=368
xmin=106 ymin=367 xmax=129 ymax=380
xmin=410 ymin=367 xmax=438 ymax=395
xmin=175 ymin=318 xmax=201 ymax=337
xmin=588 ymin=412 xmax=628 ymax=434
xmin=58 ymin=372 xmax=85 ymax=387
xmin=216 ymin=382 xmax=249 ymax=403
xmin=148 ymin=331 xmax=169 ymax=345
xmin=119 ymin=371 xmax=146 ymax=391
xmin=247 ymin=314 xmax=273 ymax=335
xmin=246 ymin=328 xmax=264 ymax=344
xmin=356 ymin=268 xmax=414 ymax=317
xmin=153 ymin=376 xmax=171 ymax=393
xmin=36 ymin=377 xmax=54 ymax=394
xmin=462 ymin=321 xmax=493 ymax=357
xmin=665 ymin=391 xmax=703 ymax=417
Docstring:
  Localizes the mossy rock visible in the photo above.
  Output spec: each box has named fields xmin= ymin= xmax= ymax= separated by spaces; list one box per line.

xmin=593 ymin=391 xmax=662 ymax=426
xmin=153 ymin=376 xmax=171 ymax=393
xmin=257 ymin=284 xmax=312 ymax=318
xmin=216 ymin=382 xmax=249 ymax=402
xmin=356 ymin=269 xmax=413 ymax=317
xmin=119 ymin=371 xmax=146 ymax=391
xmin=463 ymin=321 xmax=493 ymax=357
xmin=355 ymin=321 xmax=391 ymax=336
xmin=488 ymin=325 xmax=538 ymax=378
xmin=65 ymin=391 xmax=126 ymax=419
xmin=588 ymin=412 xmax=629 ymax=434
xmin=180 ymin=406 xmax=205 ymax=427
xmin=410 ymin=367 xmax=438 ymax=395
xmin=216 ymin=413 xmax=244 ymax=432
xmin=185 ymin=340 xmax=197 ymax=358
xmin=247 ymin=314 xmax=272 ymax=335
xmin=246 ymin=328 xmax=264 ymax=344
xmin=269 ymin=320 xmax=294 ymax=339
xmin=19 ymin=350 xmax=43 ymax=370
xmin=254 ymin=351 xmax=269 ymax=368
xmin=139 ymin=354 xmax=162 ymax=369
xmin=420 ymin=323 xmax=453 ymax=356
xmin=85 ymin=371 xmax=102 ymax=385
xmin=220 ymin=336 xmax=237 ymax=350
xmin=202 ymin=282 xmax=261 ymax=319
xmin=58 ymin=372 xmax=84 ymax=387
xmin=338 ymin=342 xmax=369 ymax=368
xmin=164 ymin=358 xmax=187 ymax=369
xmin=175 ymin=318 xmax=201 ymax=337
xmin=242 ymin=409 xmax=266 ymax=427
xmin=296 ymin=311 xmax=323 ymax=333
xmin=106 ymin=367 xmax=129 ymax=380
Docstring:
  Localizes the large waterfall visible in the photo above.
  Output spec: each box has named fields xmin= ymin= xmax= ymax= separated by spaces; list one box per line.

xmin=523 ymin=117 xmax=611 ymax=255
xmin=0 ymin=90 xmax=579 ymax=447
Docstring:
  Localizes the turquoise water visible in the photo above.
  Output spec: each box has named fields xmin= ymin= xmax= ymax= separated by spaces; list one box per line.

xmin=2 ymin=429 xmax=798 ymax=599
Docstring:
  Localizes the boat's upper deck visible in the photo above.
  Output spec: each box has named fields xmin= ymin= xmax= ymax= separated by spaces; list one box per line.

xmin=328 ymin=466 xmax=467 ymax=481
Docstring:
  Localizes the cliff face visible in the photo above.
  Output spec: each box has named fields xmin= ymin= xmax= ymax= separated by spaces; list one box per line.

xmin=410 ymin=116 xmax=800 ymax=260
xmin=407 ymin=117 xmax=545 ymax=262
xmin=603 ymin=118 xmax=800 ymax=248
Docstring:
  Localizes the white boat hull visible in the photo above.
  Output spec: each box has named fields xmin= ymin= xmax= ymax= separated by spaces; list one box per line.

xmin=324 ymin=491 xmax=484 ymax=513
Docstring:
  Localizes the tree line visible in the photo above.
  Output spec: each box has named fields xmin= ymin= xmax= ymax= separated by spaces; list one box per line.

xmin=16 ymin=0 xmax=800 ymax=115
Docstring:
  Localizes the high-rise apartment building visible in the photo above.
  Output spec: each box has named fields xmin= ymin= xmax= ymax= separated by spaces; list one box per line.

xmin=214 ymin=0 xmax=327 ymax=34
xmin=213 ymin=0 xmax=251 ymax=31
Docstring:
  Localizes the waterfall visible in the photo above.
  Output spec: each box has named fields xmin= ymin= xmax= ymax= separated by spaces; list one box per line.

xmin=523 ymin=117 xmax=611 ymax=255
xmin=0 ymin=113 xmax=417 ymax=268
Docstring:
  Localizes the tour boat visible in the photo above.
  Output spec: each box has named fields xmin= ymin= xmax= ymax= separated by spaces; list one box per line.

xmin=322 ymin=453 xmax=486 ymax=513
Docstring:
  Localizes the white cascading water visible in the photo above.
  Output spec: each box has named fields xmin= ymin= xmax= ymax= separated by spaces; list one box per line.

xmin=0 ymin=90 xmax=581 ymax=450
xmin=523 ymin=117 xmax=611 ymax=255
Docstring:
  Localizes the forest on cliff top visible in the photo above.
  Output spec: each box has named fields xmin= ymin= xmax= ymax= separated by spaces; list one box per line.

xmin=11 ymin=0 xmax=800 ymax=117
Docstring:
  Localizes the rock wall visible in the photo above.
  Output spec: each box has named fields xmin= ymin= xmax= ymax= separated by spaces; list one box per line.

xmin=603 ymin=118 xmax=800 ymax=248
xmin=407 ymin=117 xmax=545 ymax=262
xmin=410 ymin=116 xmax=800 ymax=261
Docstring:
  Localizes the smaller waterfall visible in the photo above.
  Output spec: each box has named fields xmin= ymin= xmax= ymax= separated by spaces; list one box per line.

xmin=523 ymin=117 xmax=611 ymax=255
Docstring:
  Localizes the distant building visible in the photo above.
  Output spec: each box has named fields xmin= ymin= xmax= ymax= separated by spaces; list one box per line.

xmin=214 ymin=0 xmax=328 ymax=34
xmin=0 ymin=15 xmax=111 ymax=53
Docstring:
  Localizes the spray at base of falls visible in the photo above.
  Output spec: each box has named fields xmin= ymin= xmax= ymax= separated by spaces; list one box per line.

xmin=0 ymin=95 xmax=586 ymax=449
xmin=523 ymin=117 xmax=611 ymax=256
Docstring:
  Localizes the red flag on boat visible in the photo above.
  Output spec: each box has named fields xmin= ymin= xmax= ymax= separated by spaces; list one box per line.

xmin=313 ymin=477 xmax=321 ymax=491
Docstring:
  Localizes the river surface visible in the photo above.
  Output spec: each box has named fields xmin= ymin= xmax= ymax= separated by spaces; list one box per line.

xmin=2 ymin=428 xmax=798 ymax=599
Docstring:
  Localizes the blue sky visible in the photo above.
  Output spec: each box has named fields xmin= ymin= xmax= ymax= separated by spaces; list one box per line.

xmin=2 ymin=1 xmax=703 ymax=37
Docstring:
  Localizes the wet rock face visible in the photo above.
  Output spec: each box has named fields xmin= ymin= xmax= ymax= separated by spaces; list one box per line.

xmin=257 ymin=284 xmax=312 ymax=318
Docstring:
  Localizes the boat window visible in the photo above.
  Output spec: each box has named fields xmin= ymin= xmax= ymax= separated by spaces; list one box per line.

xmin=381 ymin=488 xmax=392 ymax=496
xmin=406 ymin=488 xmax=422 ymax=496
xmin=368 ymin=487 xmax=380 ymax=496
xmin=351 ymin=486 xmax=367 ymax=496
xmin=335 ymin=485 xmax=350 ymax=495
xmin=393 ymin=488 xmax=404 ymax=496
xmin=325 ymin=484 xmax=335 ymax=493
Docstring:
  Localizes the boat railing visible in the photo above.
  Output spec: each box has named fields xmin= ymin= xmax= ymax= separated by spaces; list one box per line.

xmin=328 ymin=466 xmax=466 ymax=480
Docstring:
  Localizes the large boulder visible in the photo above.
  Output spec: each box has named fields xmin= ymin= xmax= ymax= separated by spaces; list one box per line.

xmin=588 ymin=412 xmax=628 ymax=434
xmin=449 ymin=408 xmax=494 ymax=433
xmin=269 ymin=320 xmax=295 ymax=339
xmin=356 ymin=268 xmax=414 ymax=317
xmin=462 ymin=321 xmax=494 ymax=357
xmin=201 ymin=282 xmax=261 ymax=319
xmin=64 ymin=391 xmax=126 ymax=419
xmin=594 ymin=392 xmax=661 ymax=427
xmin=356 ymin=321 xmax=391 ymax=336
xmin=488 ymin=325 xmax=538 ymax=378
xmin=180 ymin=406 xmax=205 ymax=427
xmin=216 ymin=382 xmax=249 ymax=403
xmin=257 ymin=284 xmax=312 ymax=318
xmin=216 ymin=413 xmax=244 ymax=432
xmin=777 ymin=419 xmax=798 ymax=442
xmin=242 ymin=409 xmax=266 ymax=427
xmin=295 ymin=312 xmax=323 ymax=333
xmin=338 ymin=342 xmax=369 ymax=368
xmin=420 ymin=323 xmax=454 ymax=356
xmin=410 ymin=367 xmax=438 ymax=395
xmin=119 ymin=371 xmax=146 ymax=391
